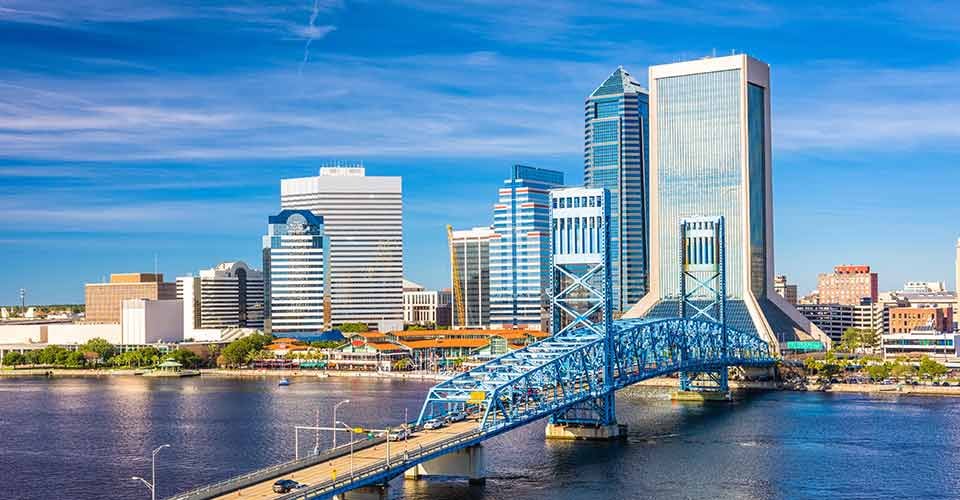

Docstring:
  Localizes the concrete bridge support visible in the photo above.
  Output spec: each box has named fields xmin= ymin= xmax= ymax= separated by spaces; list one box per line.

xmin=545 ymin=422 xmax=625 ymax=440
xmin=333 ymin=484 xmax=389 ymax=500
xmin=403 ymin=444 xmax=485 ymax=484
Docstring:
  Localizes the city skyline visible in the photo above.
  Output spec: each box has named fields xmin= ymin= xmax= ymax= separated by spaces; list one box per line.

xmin=4 ymin=1 xmax=960 ymax=303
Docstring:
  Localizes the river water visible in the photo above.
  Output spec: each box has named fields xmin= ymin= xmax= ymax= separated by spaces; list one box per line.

xmin=1 ymin=376 xmax=958 ymax=500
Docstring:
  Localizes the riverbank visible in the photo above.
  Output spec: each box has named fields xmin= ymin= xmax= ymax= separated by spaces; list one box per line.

xmin=627 ymin=377 xmax=960 ymax=397
xmin=0 ymin=367 xmax=453 ymax=381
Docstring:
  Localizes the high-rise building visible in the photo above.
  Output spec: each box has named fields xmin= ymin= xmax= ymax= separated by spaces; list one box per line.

xmin=489 ymin=165 xmax=565 ymax=330
xmin=281 ymin=166 xmax=403 ymax=331
xmin=627 ymin=54 xmax=829 ymax=349
xmin=774 ymin=275 xmax=798 ymax=305
xmin=584 ymin=67 xmax=649 ymax=314
xmin=450 ymin=226 xmax=496 ymax=328
xmin=84 ymin=273 xmax=176 ymax=323
xmin=176 ymin=261 xmax=265 ymax=338
xmin=263 ymin=210 xmax=330 ymax=335
xmin=816 ymin=265 xmax=878 ymax=305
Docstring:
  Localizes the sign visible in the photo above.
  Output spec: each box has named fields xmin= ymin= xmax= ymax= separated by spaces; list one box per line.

xmin=353 ymin=427 xmax=364 ymax=434
xmin=468 ymin=391 xmax=486 ymax=403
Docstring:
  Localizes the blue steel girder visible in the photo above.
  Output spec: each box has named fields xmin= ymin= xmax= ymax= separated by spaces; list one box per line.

xmin=416 ymin=317 xmax=775 ymax=434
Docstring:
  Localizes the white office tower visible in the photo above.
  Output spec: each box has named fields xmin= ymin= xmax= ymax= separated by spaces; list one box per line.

xmin=281 ymin=166 xmax=403 ymax=332
xmin=627 ymin=54 xmax=829 ymax=350
xmin=263 ymin=210 xmax=331 ymax=335
xmin=177 ymin=261 xmax=265 ymax=341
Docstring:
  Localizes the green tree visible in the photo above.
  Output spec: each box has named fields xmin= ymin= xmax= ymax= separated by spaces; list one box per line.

xmin=220 ymin=333 xmax=273 ymax=367
xmin=63 ymin=351 xmax=86 ymax=368
xmin=339 ymin=322 xmax=369 ymax=333
xmin=2 ymin=351 xmax=24 ymax=366
xmin=166 ymin=348 xmax=202 ymax=369
xmin=309 ymin=340 xmax=346 ymax=349
xmin=865 ymin=363 xmax=891 ymax=381
xmin=918 ymin=356 xmax=948 ymax=379
xmin=80 ymin=338 xmax=115 ymax=362
xmin=803 ymin=356 xmax=820 ymax=374
xmin=840 ymin=328 xmax=862 ymax=352
xmin=393 ymin=358 xmax=413 ymax=370
xmin=859 ymin=330 xmax=880 ymax=351
xmin=891 ymin=362 xmax=916 ymax=381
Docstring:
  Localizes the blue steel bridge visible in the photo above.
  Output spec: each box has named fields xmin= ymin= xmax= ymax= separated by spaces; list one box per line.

xmin=167 ymin=210 xmax=778 ymax=500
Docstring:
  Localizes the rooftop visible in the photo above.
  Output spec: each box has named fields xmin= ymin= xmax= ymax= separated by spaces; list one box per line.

xmin=590 ymin=66 xmax=646 ymax=98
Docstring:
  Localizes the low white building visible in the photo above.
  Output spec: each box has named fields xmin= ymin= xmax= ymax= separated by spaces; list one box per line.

xmin=121 ymin=299 xmax=183 ymax=344
xmin=47 ymin=323 xmax=122 ymax=345
xmin=402 ymin=279 xmax=447 ymax=326
xmin=882 ymin=325 xmax=959 ymax=365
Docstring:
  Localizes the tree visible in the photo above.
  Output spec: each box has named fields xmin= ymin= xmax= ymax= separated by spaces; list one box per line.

xmin=865 ymin=363 xmax=891 ymax=381
xmin=803 ymin=356 xmax=820 ymax=374
xmin=339 ymin=322 xmax=369 ymax=333
xmin=80 ymin=338 xmax=115 ymax=362
xmin=891 ymin=362 xmax=916 ymax=381
xmin=2 ymin=351 xmax=24 ymax=366
xmin=918 ymin=357 xmax=948 ymax=379
xmin=309 ymin=340 xmax=345 ymax=349
xmin=63 ymin=351 xmax=86 ymax=368
xmin=221 ymin=333 xmax=273 ymax=367
xmin=393 ymin=358 xmax=413 ymax=371
xmin=166 ymin=348 xmax=202 ymax=369
xmin=859 ymin=330 xmax=880 ymax=351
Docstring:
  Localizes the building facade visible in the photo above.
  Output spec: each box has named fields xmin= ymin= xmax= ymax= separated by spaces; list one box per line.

xmin=888 ymin=306 xmax=954 ymax=334
xmin=774 ymin=275 xmax=798 ymax=306
xmin=816 ymin=265 xmax=878 ymax=305
xmin=798 ymin=300 xmax=884 ymax=344
xmin=489 ymin=165 xmax=565 ymax=330
xmin=584 ymin=67 xmax=649 ymax=314
xmin=402 ymin=279 xmax=448 ymax=326
xmin=84 ymin=273 xmax=177 ymax=323
xmin=177 ymin=261 xmax=264 ymax=336
xmin=263 ymin=210 xmax=330 ymax=335
xmin=121 ymin=298 xmax=184 ymax=344
xmin=627 ymin=54 xmax=829 ymax=349
xmin=280 ymin=166 xmax=403 ymax=331
xmin=450 ymin=226 xmax=496 ymax=329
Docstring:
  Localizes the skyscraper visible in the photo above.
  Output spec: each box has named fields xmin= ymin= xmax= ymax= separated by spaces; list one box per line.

xmin=450 ymin=226 xmax=496 ymax=328
xmin=281 ymin=166 xmax=403 ymax=331
xmin=584 ymin=67 xmax=649 ymax=315
xmin=627 ymin=54 xmax=829 ymax=349
xmin=489 ymin=165 xmax=565 ymax=330
xmin=263 ymin=209 xmax=330 ymax=335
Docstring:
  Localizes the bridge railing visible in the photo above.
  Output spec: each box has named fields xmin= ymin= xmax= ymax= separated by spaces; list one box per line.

xmin=162 ymin=436 xmax=387 ymax=500
xmin=276 ymin=428 xmax=484 ymax=500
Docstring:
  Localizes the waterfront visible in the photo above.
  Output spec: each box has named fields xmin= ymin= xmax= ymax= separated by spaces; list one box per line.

xmin=2 ymin=378 xmax=960 ymax=499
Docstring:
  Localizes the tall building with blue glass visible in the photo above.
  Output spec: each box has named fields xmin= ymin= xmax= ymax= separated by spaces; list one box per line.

xmin=263 ymin=209 xmax=330 ymax=335
xmin=489 ymin=165 xmax=565 ymax=330
xmin=584 ymin=67 xmax=649 ymax=314
xmin=626 ymin=54 xmax=830 ymax=350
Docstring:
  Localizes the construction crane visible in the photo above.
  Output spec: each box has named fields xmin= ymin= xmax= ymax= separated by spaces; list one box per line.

xmin=446 ymin=225 xmax=466 ymax=328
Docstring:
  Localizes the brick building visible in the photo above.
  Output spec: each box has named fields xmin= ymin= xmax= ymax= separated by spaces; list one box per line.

xmin=85 ymin=273 xmax=177 ymax=323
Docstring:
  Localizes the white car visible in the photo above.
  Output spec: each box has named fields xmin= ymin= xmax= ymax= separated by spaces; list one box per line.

xmin=446 ymin=411 xmax=467 ymax=423
xmin=423 ymin=418 xmax=445 ymax=430
xmin=387 ymin=429 xmax=410 ymax=441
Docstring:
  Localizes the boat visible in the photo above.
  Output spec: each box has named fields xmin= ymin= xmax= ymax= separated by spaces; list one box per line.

xmin=278 ymin=377 xmax=291 ymax=386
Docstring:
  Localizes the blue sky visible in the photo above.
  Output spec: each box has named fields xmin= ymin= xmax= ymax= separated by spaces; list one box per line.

xmin=3 ymin=0 xmax=960 ymax=304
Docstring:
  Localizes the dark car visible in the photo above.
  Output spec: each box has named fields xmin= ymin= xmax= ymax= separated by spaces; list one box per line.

xmin=273 ymin=479 xmax=302 ymax=493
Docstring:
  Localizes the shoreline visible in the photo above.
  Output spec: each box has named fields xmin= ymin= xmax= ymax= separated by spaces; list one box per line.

xmin=5 ymin=368 xmax=960 ymax=397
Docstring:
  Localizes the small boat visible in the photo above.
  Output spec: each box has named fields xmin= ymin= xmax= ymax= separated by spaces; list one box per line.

xmin=278 ymin=377 xmax=291 ymax=386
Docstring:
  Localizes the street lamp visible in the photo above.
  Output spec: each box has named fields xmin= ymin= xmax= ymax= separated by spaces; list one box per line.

xmin=131 ymin=444 xmax=171 ymax=500
xmin=335 ymin=420 xmax=355 ymax=478
xmin=331 ymin=399 xmax=350 ymax=450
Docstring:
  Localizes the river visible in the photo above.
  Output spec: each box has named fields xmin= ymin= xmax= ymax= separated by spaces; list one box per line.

xmin=1 ymin=375 xmax=958 ymax=499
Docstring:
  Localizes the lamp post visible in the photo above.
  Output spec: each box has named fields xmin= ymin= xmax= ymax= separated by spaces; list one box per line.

xmin=131 ymin=444 xmax=170 ymax=500
xmin=331 ymin=399 xmax=350 ymax=450
xmin=336 ymin=420 xmax=355 ymax=478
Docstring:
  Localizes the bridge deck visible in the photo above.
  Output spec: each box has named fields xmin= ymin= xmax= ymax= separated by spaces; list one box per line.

xmin=211 ymin=420 xmax=478 ymax=499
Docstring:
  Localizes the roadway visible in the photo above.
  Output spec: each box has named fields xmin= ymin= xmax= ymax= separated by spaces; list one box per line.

xmin=211 ymin=420 xmax=479 ymax=499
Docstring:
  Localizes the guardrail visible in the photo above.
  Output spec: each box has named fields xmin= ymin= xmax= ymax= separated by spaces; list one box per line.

xmin=277 ymin=429 xmax=484 ymax=500
xmin=163 ymin=436 xmax=387 ymax=500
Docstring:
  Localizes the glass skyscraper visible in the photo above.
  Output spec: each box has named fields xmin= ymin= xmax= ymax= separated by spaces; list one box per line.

xmin=626 ymin=54 xmax=830 ymax=350
xmin=489 ymin=165 xmax=565 ymax=330
xmin=584 ymin=67 xmax=649 ymax=314
xmin=263 ymin=209 xmax=330 ymax=335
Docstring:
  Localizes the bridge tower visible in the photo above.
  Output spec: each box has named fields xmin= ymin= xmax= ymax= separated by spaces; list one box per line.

xmin=545 ymin=187 xmax=621 ymax=439
xmin=677 ymin=216 xmax=731 ymax=398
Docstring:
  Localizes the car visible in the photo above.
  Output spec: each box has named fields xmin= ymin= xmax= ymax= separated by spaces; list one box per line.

xmin=446 ymin=411 xmax=467 ymax=423
xmin=387 ymin=429 xmax=410 ymax=441
xmin=423 ymin=418 xmax=445 ymax=430
xmin=273 ymin=479 xmax=303 ymax=493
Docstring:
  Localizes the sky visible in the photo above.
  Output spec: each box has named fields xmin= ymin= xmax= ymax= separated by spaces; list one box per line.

xmin=2 ymin=0 xmax=960 ymax=304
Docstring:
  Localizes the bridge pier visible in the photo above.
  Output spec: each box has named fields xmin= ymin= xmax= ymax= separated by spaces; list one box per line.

xmin=332 ymin=484 xmax=389 ymax=500
xmin=403 ymin=444 xmax=485 ymax=484
xmin=545 ymin=422 xmax=626 ymax=440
